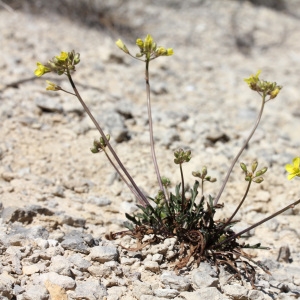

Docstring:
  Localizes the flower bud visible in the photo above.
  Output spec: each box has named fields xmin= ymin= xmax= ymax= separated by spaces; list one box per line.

xmin=255 ymin=167 xmax=267 ymax=177
xmin=240 ymin=162 xmax=247 ymax=173
xmin=251 ymin=160 xmax=258 ymax=172
xmin=253 ymin=177 xmax=264 ymax=183
xmin=116 ymin=39 xmax=129 ymax=54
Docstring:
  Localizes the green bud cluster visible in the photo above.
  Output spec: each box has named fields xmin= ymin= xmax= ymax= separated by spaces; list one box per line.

xmin=174 ymin=148 xmax=191 ymax=164
xmin=192 ymin=166 xmax=217 ymax=183
xmin=240 ymin=161 xmax=267 ymax=183
xmin=90 ymin=134 xmax=110 ymax=154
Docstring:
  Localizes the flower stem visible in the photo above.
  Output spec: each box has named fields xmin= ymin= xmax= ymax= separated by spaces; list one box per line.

xmin=213 ymin=95 xmax=266 ymax=206
xmin=145 ymin=60 xmax=166 ymax=199
xmin=219 ymin=180 xmax=252 ymax=232
xmin=216 ymin=199 xmax=300 ymax=247
xmin=66 ymin=71 xmax=150 ymax=206
xmin=103 ymin=149 xmax=142 ymax=201
xmin=180 ymin=163 xmax=185 ymax=210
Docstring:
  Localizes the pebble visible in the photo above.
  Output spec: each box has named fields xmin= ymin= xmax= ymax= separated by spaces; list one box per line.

xmin=89 ymin=245 xmax=119 ymax=263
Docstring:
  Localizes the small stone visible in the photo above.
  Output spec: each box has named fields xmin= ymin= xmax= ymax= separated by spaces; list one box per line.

xmin=161 ymin=272 xmax=190 ymax=291
xmin=248 ymin=289 xmax=273 ymax=300
xmin=152 ymin=254 xmax=163 ymax=263
xmin=61 ymin=236 xmax=89 ymax=254
xmin=132 ymin=282 xmax=153 ymax=299
xmin=22 ymin=264 xmax=43 ymax=275
xmin=22 ymin=284 xmax=49 ymax=300
xmin=180 ymin=287 xmax=229 ymax=300
xmin=44 ymin=280 xmax=68 ymax=300
xmin=89 ymin=245 xmax=119 ymax=263
xmin=1 ymin=206 xmax=36 ymax=224
xmin=222 ymin=284 xmax=248 ymax=299
xmin=154 ymin=288 xmax=179 ymax=298
xmin=68 ymin=253 xmax=91 ymax=271
xmin=192 ymin=270 xmax=219 ymax=289
xmin=49 ymin=255 xmax=72 ymax=276
xmin=120 ymin=201 xmax=139 ymax=214
xmin=74 ymin=279 xmax=107 ymax=300
xmin=0 ymin=274 xmax=14 ymax=299
xmin=144 ymin=261 xmax=160 ymax=273
xmin=88 ymin=196 xmax=112 ymax=207
xmin=33 ymin=272 xmax=75 ymax=290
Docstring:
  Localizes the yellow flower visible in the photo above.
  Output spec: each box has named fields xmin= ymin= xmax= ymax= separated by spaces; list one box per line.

xmin=136 ymin=38 xmax=144 ymax=49
xmin=46 ymin=80 xmax=60 ymax=91
xmin=244 ymin=70 xmax=261 ymax=87
xmin=285 ymin=157 xmax=300 ymax=180
xmin=55 ymin=51 xmax=68 ymax=61
xmin=34 ymin=62 xmax=51 ymax=77
xmin=166 ymin=48 xmax=174 ymax=56
xmin=144 ymin=34 xmax=154 ymax=51
xmin=115 ymin=39 xmax=129 ymax=54
xmin=270 ymin=87 xmax=281 ymax=99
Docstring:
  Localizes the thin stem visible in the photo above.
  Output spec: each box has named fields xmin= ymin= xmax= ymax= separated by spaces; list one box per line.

xmin=216 ymin=199 xmax=300 ymax=247
xmin=219 ymin=180 xmax=252 ymax=232
xmin=103 ymin=149 xmax=141 ymax=201
xmin=145 ymin=60 xmax=166 ymax=198
xmin=59 ymin=88 xmax=76 ymax=96
xmin=66 ymin=71 xmax=150 ymax=206
xmin=180 ymin=163 xmax=185 ymax=210
xmin=213 ymin=95 xmax=266 ymax=206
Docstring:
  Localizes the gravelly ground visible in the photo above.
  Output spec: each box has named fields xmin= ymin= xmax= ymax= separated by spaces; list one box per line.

xmin=1 ymin=1 xmax=300 ymax=299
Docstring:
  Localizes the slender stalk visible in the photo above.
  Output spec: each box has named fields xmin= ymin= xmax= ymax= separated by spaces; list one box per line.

xmin=213 ymin=95 xmax=266 ymax=206
xmin=145 ymin=60 xmax=166 ymax=198
xmin=216 ymin=199 xmax=300 ymax=247
xmin=66 ymin=71 xmax=150 ymax=206
xmin=179 ymin=163 xmax=185 ymax=210
xmin=219 ymin=180 xmax=252 ymax=232
xmin=103 ymin=149 xmax=141 ymax=201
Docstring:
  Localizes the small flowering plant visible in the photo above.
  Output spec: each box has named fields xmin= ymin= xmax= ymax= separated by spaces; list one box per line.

xmin=34 ymin=35 xmax=300 ymax=284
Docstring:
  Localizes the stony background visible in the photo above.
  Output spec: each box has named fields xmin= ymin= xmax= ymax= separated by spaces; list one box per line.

xmin=1 ymin=0 xmax=300 ymax=299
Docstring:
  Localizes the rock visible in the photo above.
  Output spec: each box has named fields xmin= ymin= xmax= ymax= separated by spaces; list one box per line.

xmin=180 ymin=287 xmax=229 ymax=300
xmin=49 ymin=255 xmax=72 ymax=276
xmin=248 ymin=289 xmax=273 ymax=300
xmin=61 ymin=215 xmax=86 ymax=227
xmin=144 ymin=261 xmax=160 ymax=273
xmin=73 ymin=279 xmax=107 ymax=300
xmin=88 ymin=196 xmax=112 ymax=207
xmin=1 ymin=206 xmax=36 ymax=224
xmin=161 ymin=272 xmax=190 ymax=291
xmin=89 ymin=245 xmax=119 ymax=263
xmin=0 ymin=274 xmax=14 ymax=299
xmin=222 ymin=284 xmax=249 ymax=300
xmin=153 ymin=288 xmax=179 ymax=298
xmin=191 ymin=270 xmax=219 ymax=289
xmin=44 ymin=280 xmax=68 ymax=300
xmin=22 ymin=263 xmax=45 ymax=275
xmin=120 ymin=201 xmax=139 ymax=214
xmin=61 ymin=236 xmax=89 ymax=254
xmin=68 ymin=253 xmax=91 ymax=271
xmin=33 ymin=272 xmax=75 ymax=290
xmin=21 ymin=284 xmax=49 ymax=300
xmin=132 ymin=282 xmax=153 ymax=299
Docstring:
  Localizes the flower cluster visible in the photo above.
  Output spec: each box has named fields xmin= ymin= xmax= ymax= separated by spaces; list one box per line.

xmin=116 ymin=34 xmax=173 ymax=61
xmin=244 ymin=70 xmax=282 ymax=99
xmin=34 ymin=50 xmax=80 ymax=77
